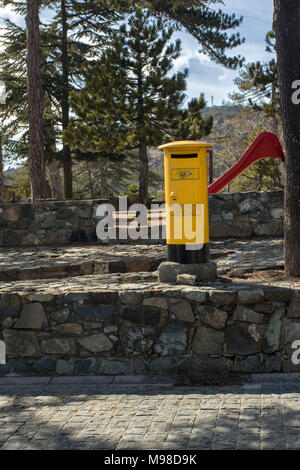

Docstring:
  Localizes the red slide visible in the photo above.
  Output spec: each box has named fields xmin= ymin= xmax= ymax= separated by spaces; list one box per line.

xmin=208 ymin=132 xmax=285 ymax=194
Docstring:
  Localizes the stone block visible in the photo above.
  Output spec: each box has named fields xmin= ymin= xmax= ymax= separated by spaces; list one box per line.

xmin=254 ymin=222 xmax=279 ymax=237
xmin=282 ymin=358 xmax=300 ymax=372
xmin=3 ymin=330 xmax=40 ymax=358
xmin=143 ymin=297 xmax=168 ymax=310
xmin=158 ymin=262 xmax=182 ymax=283
xmin=95 ymin=359 xmax=131 ymax=375
xmin=118 ymin=326 xmax=153 ymax=355
xmin=182 ymin=288 xmax=207 ymax=304
xmin=192 ymin=326 xmax=224 ymax=356
xmin=26 ymin=294 xmax=54 ymax=303
xmin=264 ymin=287 xmax=292 ymax=303
xmin=170 ymin=300 xmax=194 ymax=323
xmin=134 ymin=358 xmax=147 ymax=374
xmin=2 ymin=206 xmax=20 ymax=222
xmin=233 ymin=355 xmax=263 ymax=373
xmin=154 ymin=322 xmax=187 ymax=356
xmin=233 ymin=305 xmax=264 ymax=324
xmin=254 ymin=303 xmax=274 ymax=314
xmin=76 ymin=358 xmax=96 ymax=374
xmin=0 ymin=364 xmax=11 ymax=375
xmin=0 ymin=294 xmax=21 ymax=317
xmin=158 ymin=261 xmax=217 ymax=283
xmin=265 ymin=356 xmax=282 ymax=373
xmin=284 ymin=321 xmax=300 ymax=353
xmin=9 ymin=360 xmax=33 ymax=374
xmin=122 ymin=306 xmax=161 ymax=326
xmin=14 ymin=303 xmax=48 ymax=330
xmin=224 ymin=324 xmax=261 ymax=356
xmin=125 ymin=260 xmax=152 ymax=272
xmin=148 ymin=357 xmax=179 ymax=374
xmin=78 ymin=334 xmax=113 ymax=353
xmin=34 ymin=359 xmax=55 ymax=374
xmin=52 ymin=323 xmax=82 ymax=335
xmin=176 ymin=274 xmax=197 ymax=286
xmin=80 ymin=262 xmax=94 ymax=275
xmin=239 ymin=198 xmax=264 ymax=214
xmin=50 ymin=308 xmax=70 ymax=323
xmin=41 ymin=338 xmax=76 ymax=355
xmin=75 ymin=305 xmax=120 ymax=324
xmin=182 ymin=357 xmax=230 ymax=375
xmin=56 ymin=359 xmax=75 ymax=375
xmin=181 ymin=262 xmax=217 ymax=282
xmin=119 ymin=291 xmax=143 ymax=305
xmin=209 ymin=289 xmax=237 ymax=306
xmin=237 ymin=289 xmax=264 ymax=304
xmin=197 ymin=305 xmax=227 ymax=330
xmin=264 ymin=309 xmax=284 ymax=353
xmin=288 ymin=294 xmax=300 ymax=318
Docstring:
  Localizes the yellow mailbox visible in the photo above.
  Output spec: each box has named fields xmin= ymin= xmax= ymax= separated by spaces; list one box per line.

xmin=158 ymin=140 xmax=212 ymax=264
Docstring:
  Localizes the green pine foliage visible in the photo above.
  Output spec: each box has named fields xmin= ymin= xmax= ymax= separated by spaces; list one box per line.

xmin=0 ymin=0 xmax=244 ymax=199
xmin=170 ymin=94 xmax=213 ymax=140
xmin=231 ymin=32 xmax=280 ymax=118
xmin=64 ymin=8 xmax=213 ymax=202
xmin=131 ymin=0 xmax=245 ymax=69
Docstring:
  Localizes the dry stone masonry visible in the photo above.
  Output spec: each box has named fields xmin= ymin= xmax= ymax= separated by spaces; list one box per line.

xmin=0 ymin=190 xmax=290 ymax=378
xmin=0 ymin=279 xmax=299 ymax=376
xmin=0 ymin=191 xmax=284 ymax=246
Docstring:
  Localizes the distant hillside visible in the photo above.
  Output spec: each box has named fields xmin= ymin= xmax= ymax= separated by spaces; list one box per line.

xmin=201 ymin=105 xmax=243 ymax=139
xmin=148 ymin=104 xmax=243 ymax=172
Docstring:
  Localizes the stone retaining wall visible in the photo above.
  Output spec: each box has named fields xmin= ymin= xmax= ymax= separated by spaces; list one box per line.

xmin=1 ymin=283 xmax=299 ymax=376
xmin=0 ymin=191 xmax=284 ymax=247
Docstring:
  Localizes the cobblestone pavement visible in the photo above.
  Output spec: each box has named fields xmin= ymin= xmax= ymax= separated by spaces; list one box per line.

xmin=0 ymin=239 xmax=283 ymax=275
xmin=0 ymin=238 xmax=284 ymax=284
xmin=1 ymin=377 xmax=300 ymax=450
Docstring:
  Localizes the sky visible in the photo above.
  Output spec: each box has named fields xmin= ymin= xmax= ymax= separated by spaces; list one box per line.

xmin=173 ymin=0 xmax=274 ymax=106
xmin=0 ymin=0 xmax=274 ymax=107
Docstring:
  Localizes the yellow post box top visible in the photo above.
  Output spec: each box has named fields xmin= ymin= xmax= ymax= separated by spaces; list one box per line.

xmin=158 ymin=140 xmax=212 ymax=151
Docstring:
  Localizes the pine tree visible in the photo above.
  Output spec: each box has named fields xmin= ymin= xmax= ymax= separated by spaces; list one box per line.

xmin=65 ymin=8 xmax=213 ymax=205
xmin=0 ymin=18 xmax=65 ymax=198
xmin=0 ymin=0 xmax=124 ymax=199
xmin=170 ymin=94 xmax=213 ymax=141
xmin=228 ymin=30 xmax=284 ymax=194
xmin=26 ymin=0 xmax=47 ymax=200
xmin=231 ymin=32 xmax=280 ymax=124
xmin=125 ymin=0 xmax=245 ymax=69
xmin=274 ymin=0 xmax=300 ymax=277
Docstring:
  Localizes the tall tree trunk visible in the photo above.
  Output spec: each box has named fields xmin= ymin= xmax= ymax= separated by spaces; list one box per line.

xmin=86 ymin=162 xmax=95 ymax=199
xmin=61 ymin=0 xmax=73 ymax=199
xmin=137 ymin=45 xmax=148 ymax=206
xmin=274 ymin=0 xmax=300 ymax=276
xmin=99 ymin=160 xmax=109 ymax=198
xmin=26 ymin=0 xmax=47 ymax=201
xmin=138 ymin=144 xmax=149 ymax=206
xmin=49 ymin=160 xmax=63 ymax=200
xmin=0 ymin=136 xmax=4 ymax=201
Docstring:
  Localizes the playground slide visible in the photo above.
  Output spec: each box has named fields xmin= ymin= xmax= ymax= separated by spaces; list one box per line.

xmin=208 ymin=132 xmax=285 ymax=194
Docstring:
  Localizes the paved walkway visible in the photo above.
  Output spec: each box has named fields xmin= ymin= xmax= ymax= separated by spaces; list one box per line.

xmin=0 ymin=376 xmax=300 ymax=450
xmin=0 ymin=239 xmax=283 ymax=282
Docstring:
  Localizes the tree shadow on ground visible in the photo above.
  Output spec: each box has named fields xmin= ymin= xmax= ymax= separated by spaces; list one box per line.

xmin=0 ymin=382 xmax=299 ymax=450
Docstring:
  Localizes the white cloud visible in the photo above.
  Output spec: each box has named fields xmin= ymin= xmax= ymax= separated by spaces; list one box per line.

xmin=0 ymin=6 xmax=24 ymax=27
xmin=170 ymin=2 xmax=274 ymax=106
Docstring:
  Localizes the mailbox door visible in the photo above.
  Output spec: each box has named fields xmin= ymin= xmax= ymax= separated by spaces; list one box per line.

xmin=164 ymin=148 xmax=209 ymax=245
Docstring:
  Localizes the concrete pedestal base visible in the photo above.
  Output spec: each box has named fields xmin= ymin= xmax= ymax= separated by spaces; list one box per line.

xmin=158 ymin=261 xmax=217 ymax=283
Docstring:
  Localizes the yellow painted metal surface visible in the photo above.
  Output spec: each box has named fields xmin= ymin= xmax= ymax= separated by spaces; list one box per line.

xmin=158 ymin=141 xmax=212 ymax=246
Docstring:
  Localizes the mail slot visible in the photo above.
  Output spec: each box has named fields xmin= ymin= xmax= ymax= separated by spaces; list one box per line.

xmin=158 ymin=140 xmax=212 ymax=264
